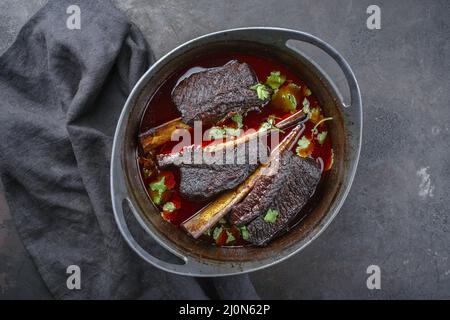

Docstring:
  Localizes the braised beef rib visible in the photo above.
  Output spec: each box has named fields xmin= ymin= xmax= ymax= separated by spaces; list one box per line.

xmin=162 ymin=139 xmax=269 ymax=202
xmin=172 ymin=60 xmax=269 ymax=126
xmin=231 ymin=152 xmax=321 ymax=246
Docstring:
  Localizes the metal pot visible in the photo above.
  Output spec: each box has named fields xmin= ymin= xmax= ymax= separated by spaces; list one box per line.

xmin=111 ymin=27 xmax=362 ymax=276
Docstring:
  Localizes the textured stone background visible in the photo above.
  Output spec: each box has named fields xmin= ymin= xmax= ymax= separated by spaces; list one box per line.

xmin=1 ymin=0 xmax=449 ymax=299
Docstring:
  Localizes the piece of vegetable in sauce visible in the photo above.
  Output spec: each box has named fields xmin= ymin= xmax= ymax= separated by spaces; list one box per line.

xmin=163 ymin=201 xmax=176 ymax=213
xmin=259 ymin=114 xmax=278 ymax=131
xmin=286 ymin=93 xmax=297 ymax=113
xmin=224 ymin=127 xmax=241 ymax=137
xmin=213 ymin=226 xmax=223 ymax=240
xmin=317 ymin=131 xmax=328 ymax=145
xmin=149 ymin=176 xmax=167 ymax=205
xmin=297 ymin=136 xmax=311 ymax=149
xmin=303 ymin=86 xmax=312 ymax=97
xmin=212 ymin=226 xmax=228 ymax=246
xmin=302 ymin=98 xmax=310 ymax=115
xmin=272 ymin=83 xmax=301 ymax=114
xmin=296 ymin=136 xmax=314 ymax=158
xmin=264 ymin=208 xmax=279 ymax=223
xmin=240 ymin=226 xmax=250 ymax=240
xmin=225 ymin=230 xmax=236 ymax=244
xmin=207 ymin=126 xmax=241 ymax=140
xmin=250 ymin=83 xmax=270 ymax=100
xmin=208 ymin=126 xmax=226 ymax=140
xmin=310 ymin=108 xmax=323 ymax=124
xmin=265 ymin=71 xmax=286 ymax=90
xmin=231 ymin=114 xmax=244 ymax=128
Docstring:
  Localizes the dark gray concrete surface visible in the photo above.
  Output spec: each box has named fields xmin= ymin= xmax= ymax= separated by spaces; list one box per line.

xmin=1 ymin=0 xmax=449 ymax=299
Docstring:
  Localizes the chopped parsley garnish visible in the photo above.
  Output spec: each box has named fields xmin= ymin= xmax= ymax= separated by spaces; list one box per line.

xmin=162 ymin=201 xmax=176 ymax=213
xmin=240 ymin=226 xmax=250 ymax=240
xmin=225 ymin=231 xmax=236 ymax=244
xmin=231 ymin=114 xmax=244 ymax=128
xmin=208 ymin=126 xmax=226 ymax=139
xmin=250 ymin=83 xmax=270 ymax=100
xmin=150 ymin=176 xmax=166 ymax=192
xmin=283 ymin=93 xmax=297 ymax=113
xmin=149 ymin=176 xmax=167 ymax=205
xmin=260 ymin=115 xmax=278 ymax=131
xmin=317 ymin=131 xmax=328 ymax=145
xmin=266 ymin=71 xmax=286 ymax=90
xmin=304 ymin=87 xmax=312 ymax=96
xmin=212 ymin=226 xmax=223 ymax=241
xmin=224 ymin=127 xmax=241 ymax=137
xmin=297 ymin=136 xmax=311 ymax=149
xmin=302 ymin=98 xmax=310 ymax=115
xmin=264 ymin=208 xmax=279 ymax=223
xmin=152 ymin=193 xmax=162 ymax=205
xmin=208 ymin=126 xmax=241 ymax=140
xmin=296 ymin=136 xmax=312 ymax=158
xmin=204 ymin=229 xmax=212 ymax=237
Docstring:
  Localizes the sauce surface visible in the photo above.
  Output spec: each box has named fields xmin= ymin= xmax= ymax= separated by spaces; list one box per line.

xmin=138 ymin=53 xmax=333 ymax=247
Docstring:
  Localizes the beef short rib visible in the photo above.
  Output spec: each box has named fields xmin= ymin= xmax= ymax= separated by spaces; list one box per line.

xmin=232 ymin=153 xmax=321 ymax=246
xmin=172 ymin=60 xmax=269 ymax=126
xmin=176 ymin=139 xmax=269 ymax=202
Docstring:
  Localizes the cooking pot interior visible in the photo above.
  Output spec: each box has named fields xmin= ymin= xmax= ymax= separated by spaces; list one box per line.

xmin=121 ymin=40 xmax=346 ymax=262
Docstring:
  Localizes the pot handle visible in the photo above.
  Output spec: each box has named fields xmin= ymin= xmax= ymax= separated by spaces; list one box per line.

xmin=280 ymin=31 xmax=362 ymax=110
xmin=111 ymin=150 xmax=221 ymax=276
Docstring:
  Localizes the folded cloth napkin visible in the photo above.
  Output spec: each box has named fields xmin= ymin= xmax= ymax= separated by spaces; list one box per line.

xmin=0 ymin=0 xmax=259 ymax=299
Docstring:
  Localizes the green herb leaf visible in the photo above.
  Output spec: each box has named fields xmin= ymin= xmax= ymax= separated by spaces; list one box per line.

xmin=260 ymin=115 xmax=277 ymax=131
xmin=250 ymin=83 xmax=270 ymax=100
xmin=240 ymin=226 xmax=250 ymax=240
xmin=152 ymin=193 xmax=162 ymax=205
xmin=212 ymin=226 xmax=223 ymax=241
xmin=266 ymin=71 xmax=286 ymax=90
xmin=224 ymin=127 xmax=241 ymax=137
xmin=225 ymin=231 xmax=236 ymax=244
xmin=150 ymin=176 xmax=166 ymax=193
xmin=283 ymin=93 xmax=297 ymax=113
xmin=289 ymin=83 xmax=300 ymax=90
xmin=209 ymin=126 xmax=241 ymax=139
xmin=208 ymin=126 xmax=226 ymax=140
xmin=302 ymin=98 xmax=310 ymax=115
xmin=297 ymin=136 xmax=311 ymax=150
xmin=317 ymin=131 xmax=328 ymax=145
xmin=264 ymin=208 xmax=279 ymax=223
xmin=204 ymin=229 xmax=212 ymax=237
xmin=162 ymin=201 xmax=176 ymax=213
xmin=219 ymin=218 xmax=227 ymax=224
xmin=304 ymin=87 xmax=312 ymax=96
xmin=150 ymin=176 xmax=167 ymax=205
xmin=231 ymin=114 xmax=244 ymax=129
